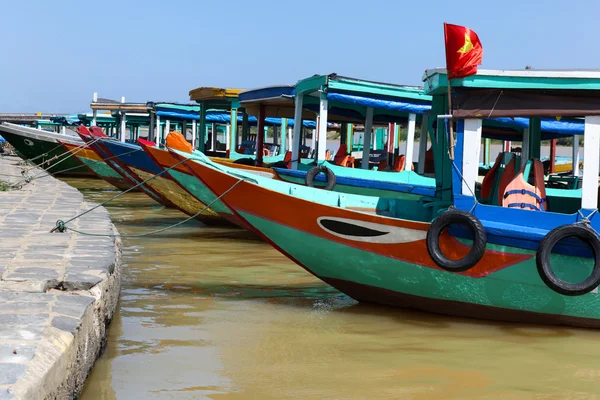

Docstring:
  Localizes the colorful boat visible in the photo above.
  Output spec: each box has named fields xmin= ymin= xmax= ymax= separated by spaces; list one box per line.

xmin=0 ymin=122 xmax=93 ymax=176
xmin=97 ymin=136 xmax=227 ymax=225
xmin=171 ymin=68 xmax=600 ymax=329
xmin=56 ymin=138 xmax=134 ymax=191
xmin=76 ymin=127 xmax=169 ymax=205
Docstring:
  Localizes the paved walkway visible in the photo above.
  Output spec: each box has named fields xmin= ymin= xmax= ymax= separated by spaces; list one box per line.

xmin=0 ymin=155 xmax=121 ymax=399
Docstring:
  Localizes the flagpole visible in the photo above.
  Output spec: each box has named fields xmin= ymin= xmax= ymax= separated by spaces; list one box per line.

xmin=447 ymin=79 xmax=455 ymax=160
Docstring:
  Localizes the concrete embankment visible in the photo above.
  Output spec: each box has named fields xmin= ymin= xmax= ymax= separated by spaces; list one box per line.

xmin=0 ymin=155 xmax=121 ymax=399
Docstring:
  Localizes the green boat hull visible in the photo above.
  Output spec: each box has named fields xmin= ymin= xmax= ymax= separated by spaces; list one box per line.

xmin=0 ymin=128 xmax=91 ymax=176
xmin=236 ymin=209 xmax=600 ymax=328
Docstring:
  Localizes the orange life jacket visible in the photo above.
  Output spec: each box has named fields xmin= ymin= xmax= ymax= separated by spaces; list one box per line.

xmin=502 ymin=159 xmax=547 ymax=211
xmin=166 ymin=131 xmax=192 ymax=153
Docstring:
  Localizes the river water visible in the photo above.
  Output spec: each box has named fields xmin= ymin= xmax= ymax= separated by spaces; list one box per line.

xmin=64 ymin=178 xmax=600 ymax=400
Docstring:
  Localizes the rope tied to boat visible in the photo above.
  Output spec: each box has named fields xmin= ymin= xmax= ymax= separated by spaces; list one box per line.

xmin=28 ymin=147 xmax=142 ymax=183
xmin=20 ymin=136 xmax=103 ymax=175
xmin=577 ymin=208 xmax=599 ymax=227
xmin=51 ymin=154 xmax=193 ymax=233
xmin=51 ymin=177 xmax=245 ymax=237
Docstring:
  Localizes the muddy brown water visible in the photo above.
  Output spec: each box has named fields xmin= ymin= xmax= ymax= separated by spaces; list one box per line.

xmin=60 ymin=177 xmax=600 ymax=400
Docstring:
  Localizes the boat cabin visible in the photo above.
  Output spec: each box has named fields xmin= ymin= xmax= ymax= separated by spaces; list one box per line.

xmin=239 ymin=74 xmax=434 ymax=172
xmin=424 ymin=68 xmax=600 ymax=230
xmin=290 ymin=74 xmax=432 ymax=171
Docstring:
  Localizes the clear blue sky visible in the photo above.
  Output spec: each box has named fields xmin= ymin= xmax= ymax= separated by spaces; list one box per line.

xmin=1 ymin=0 xmax=596 ymax=113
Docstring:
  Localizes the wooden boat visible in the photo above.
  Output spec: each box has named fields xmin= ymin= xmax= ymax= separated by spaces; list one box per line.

xmin=96 ymin=135 xmax=228 ymax=225
xmin=56 ymin=138 xmax=134 ymax=191
xmin=0 ymin=122 xmax=93 ymax=176
xmin=170 ymin=69 xmax=600 ymax=329
xmin=76 ymin=127 xmax=171 ymax=205
xmin=138 ymin=140 xmax=282 ymax=227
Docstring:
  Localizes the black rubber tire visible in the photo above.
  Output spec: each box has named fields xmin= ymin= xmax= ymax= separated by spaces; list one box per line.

xmin=536 ymin=224 xmax=600 ymax=296
xmin=305 ymin=165 xmax=336 ymax=191
xmin=426 ymin=209 xmax=487 ymax=272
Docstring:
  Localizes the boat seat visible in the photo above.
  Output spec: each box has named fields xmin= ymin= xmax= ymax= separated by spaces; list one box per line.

xmin=480 ymin=152 xmax=519 ymax=206
xmin=333 ymin=144 xmax=355 ymax=167
xmin=502 ymin=158 xmax=547 ymax=211
xmin=377 ymin=155 xmax=415 ymax=172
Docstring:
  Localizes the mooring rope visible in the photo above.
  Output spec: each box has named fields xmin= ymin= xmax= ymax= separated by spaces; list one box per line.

xmin=22 ymin=137 xmax=103 ymax=175
xmin=27 ymin=147 xmax=142 ymax=182
xmin=23 ymin=142 xmax=65 ymax=164
xmin=52 ymin=177 xmax=245 ymax=237
xmin=6 ymin=140 xmax=141 ymax=190
xmin=51 ymin=155 xmax=195 ymax=233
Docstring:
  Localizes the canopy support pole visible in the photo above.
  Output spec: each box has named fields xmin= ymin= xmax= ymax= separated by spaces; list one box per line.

xmin=529 ymin=117 xmax=542 ymax=160
xmin=346 ymin=124 xmax=353 ymax=153
xmin=226 ymin=124 xmax=231 ymax=152
xmin=484 ymin=138 xmax=491 ymax=165
xmin=156 ymin=115 xmax=161 ymax=144
xmin=198 ymin=101 xmax=206 ymax=152
xmin=405 ymin=113 xmax=416 ymax=171
xmin=582 ymin=116 xmax=600 ymax=209
xmin=280 ymin=118 xmax=287 ymax=154
xmin=148 ymin=112 xmax=155 ymax=142
xmin=241 ymin=109 xmax=249 ymax=143
xmin=211 ymin=123 xmax=217 ymax=151
xmin=291 ymin=95 xmax=304 ymax=170
xmin=573 ymin=135 xmax=580 ymax=177
xmin=317 ymin=94 xmax=328 ymax=162
xmin=120 ymin=113 xmax=127 ymax=142
xmin=550 ymin=139 xmax=557 ymax=173
xmin=361 ymin=107 xmax=374 ymax=169
xmin=191 ymin=120 xmax=197 ymax=149
xmin=311 ymin=119 xmax=317 ymax=156
xmin=461 ymin=119 xmax=483 ymax=195
xmin=256 ymin=104 xmax=265 ymax=167
xmin=417 ymin=115 xmax=428 ymax=174
xmin=387 ymin=123 xmax=395 ymax=167
xmin=230 ymin=108 xmax=238 ymax=153
xmin=521 ymin=128 xmax=530 ymax=168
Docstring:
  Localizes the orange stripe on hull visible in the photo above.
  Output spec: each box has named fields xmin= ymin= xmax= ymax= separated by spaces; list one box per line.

xmin=188 ymin=159 xmax=532 ymax=278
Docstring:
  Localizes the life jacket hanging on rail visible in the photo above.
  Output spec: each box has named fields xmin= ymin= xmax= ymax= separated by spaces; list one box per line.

xmin=502 ymin=158 xmax=547 ymax=211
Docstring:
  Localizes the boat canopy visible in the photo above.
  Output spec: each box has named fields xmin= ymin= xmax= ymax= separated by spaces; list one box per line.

xmin=240 ymin=75 xmax=433 ymax=124
xmin=188 ymin=87 xmax=243 ymax=109
xmin=239 ymin=86 xmax=315 ymax=120
xmin=422 ymin=68 xmax=600 ymax=208
xmin=424 ymin=69 xmax=600 ymax=118
xmin=150 ymin=102 xmax=315 ymax=128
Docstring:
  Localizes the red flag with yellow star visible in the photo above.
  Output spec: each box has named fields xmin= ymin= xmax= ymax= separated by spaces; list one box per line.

xmin=444 ymin=23 xmax=483 ymax=79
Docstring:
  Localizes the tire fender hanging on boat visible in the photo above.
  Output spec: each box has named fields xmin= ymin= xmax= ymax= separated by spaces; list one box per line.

xmin=536 ymin=224 xmax=600 ymax=296
xmin=305 ymin=165 xmax=336 ymax=191
xmin=426 ymin=209 xmax=487 ymax=272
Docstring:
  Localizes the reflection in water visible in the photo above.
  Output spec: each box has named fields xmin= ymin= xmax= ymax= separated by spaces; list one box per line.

xmin=68 ymin=178 xmax=600 ymax=400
